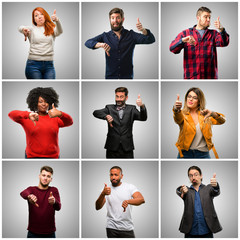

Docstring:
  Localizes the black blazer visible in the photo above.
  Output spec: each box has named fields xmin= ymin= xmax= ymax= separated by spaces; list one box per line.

xmin=176 ymin=184 xmax=222 ymax=234
xmin=93 ymin=104 xmax=147 ymax=151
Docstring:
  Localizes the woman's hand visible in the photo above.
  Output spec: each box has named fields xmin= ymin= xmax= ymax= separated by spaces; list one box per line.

xmin=51 ymin=9 xmax=59 ymax=22
xmin=48 ymin=104 xmax=62 ymax=118
xmin=200 ymin=109 xmax=219 ymax=120
xmin=174 ymin=94 xmax=182 ymax=111
xmin=23 ymin=28 xmax=30 ymax=41
xmin=29 ymin=112 xmax=39 ymax=126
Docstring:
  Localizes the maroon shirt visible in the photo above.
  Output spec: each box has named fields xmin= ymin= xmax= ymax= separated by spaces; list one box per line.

xmin=20 ymin=186 xmax=61 ymax=234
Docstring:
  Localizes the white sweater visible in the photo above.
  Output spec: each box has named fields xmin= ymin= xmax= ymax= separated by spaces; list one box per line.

xmin=19 ymin=20 xmax=63 ymax=61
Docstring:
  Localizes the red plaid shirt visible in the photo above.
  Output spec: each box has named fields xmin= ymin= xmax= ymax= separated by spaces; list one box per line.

xmin=170 ymin=25 xmax=229 ymax=79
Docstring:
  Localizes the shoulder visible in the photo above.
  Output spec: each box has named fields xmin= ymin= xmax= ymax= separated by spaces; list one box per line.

xmin=106 ymin=104 xmax=115 ymax=108
xmin=49 ymin=186 xmax=59 ymax=191
xmin=126 ymin=104 xmax=136 ymax=108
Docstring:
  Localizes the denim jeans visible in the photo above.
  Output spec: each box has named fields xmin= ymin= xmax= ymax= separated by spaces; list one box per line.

xmin=27 ymin=231 xmax=56 ymax=238
xmin=25 ymin=59 xmax=56 ymax=79
xmin=177 ymin=149 xmax=211 ymax=159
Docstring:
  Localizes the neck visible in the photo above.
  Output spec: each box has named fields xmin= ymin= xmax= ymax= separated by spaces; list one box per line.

xmin=196 ymin=24 xmax=207 ymax=30
xmin=113 ymin=28 xmax=122 ymax=38
xmin=38 ymin=183 xmax=49 ymax=190
xmin=193 ymin=183 xmax=201 ymax=191
xmin=189 ymin=108 xmax=198 ymax=114
xmin=38 ymin=111 xmax=48 ymax=116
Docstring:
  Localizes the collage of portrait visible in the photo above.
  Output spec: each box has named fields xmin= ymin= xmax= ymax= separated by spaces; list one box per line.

xmin=1 ymin=1 xmax=239 ymax=239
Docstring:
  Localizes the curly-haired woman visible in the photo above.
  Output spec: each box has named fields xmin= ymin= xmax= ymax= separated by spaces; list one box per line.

xmin=19 ymin=7 xmax=62 ymax=79
xmin=173 ymin=87 xmax=225 ymax=159
xmin=8 ymin=87 xmax=73 ymax=158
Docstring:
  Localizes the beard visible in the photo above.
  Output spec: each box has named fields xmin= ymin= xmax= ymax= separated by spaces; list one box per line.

xmin=40 ymin=181 xmax=50 ymax=188
xmin=110 ymin=21 xmax=123 ymax=31
xmin=111 ymin=178 xmax=121 ymax=187
xmin=116 ymin=100 xmax=125 ymax=107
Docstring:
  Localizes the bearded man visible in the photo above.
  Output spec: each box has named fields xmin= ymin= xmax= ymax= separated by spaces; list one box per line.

xmin=95 ymin=166 xmax=145 ymax=238
xmin=170 ymin=6 xmax=229 ymax=79
xmin=93 ymin=87 xmax=147 ymax=158
xmin=85 ymin=7 xmax=155 ymax=79
xmin=20 ymin=166 xmax=61 ymax=238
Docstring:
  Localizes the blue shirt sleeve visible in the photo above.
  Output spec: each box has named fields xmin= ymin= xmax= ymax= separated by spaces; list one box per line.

xmin=132 ymin=29 xmax=155 ymax=44
xmin=85 ymin=33 xmax=105 ymax=49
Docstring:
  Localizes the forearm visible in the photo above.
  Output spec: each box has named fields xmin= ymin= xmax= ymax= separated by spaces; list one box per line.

xmin=54 ymin=20 xmax=63 ymax=36
xmin=59 ymin=112 xmax=73 ymax=126
xmin=8 ymin=110 xmax=30 ymax=123
xmin=140 ymin=105 xmax=147 ymax=121
xmin=173 ymin=109 xmax=184 ymax=125
xmin=20 ymin=188 xmax=31 ymax=199
xmin=126 ymin=197 xmax=145 ymax=206
xmin=95 ymin=192 xmax=106 ymax=210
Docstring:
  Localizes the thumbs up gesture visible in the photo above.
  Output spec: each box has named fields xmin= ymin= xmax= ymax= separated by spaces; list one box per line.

xmin=136 ymin=94 xmax=143 ymax=107
xmin=48 ymin=191 xmax=55 ymax=205
xmin=102 ymin=183 xmax=111 ymax=196
xmin=174 ymin=94 xmax=182 ymax=111
xmin=136 ymin=18 xmax=147 ymax=35
xmin=48 ymin=103 xmax=62 ymax=118
xmin=51 ymin=9 xmax=59 ymax=22
xmin=214 ymin=17 xmax=223 ymax=32
xmin=210 ymin=173 xmax=217 ymax=187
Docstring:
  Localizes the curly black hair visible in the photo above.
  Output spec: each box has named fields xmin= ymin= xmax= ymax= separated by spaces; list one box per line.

xmin=26 ymin=87 xmax=59 ymax=112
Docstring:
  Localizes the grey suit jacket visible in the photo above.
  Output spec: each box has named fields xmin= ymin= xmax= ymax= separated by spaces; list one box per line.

xmin=93 ymin=104 xmax=147 ymax=151
xmin=176 ymin=183 xmax=222 ymax=234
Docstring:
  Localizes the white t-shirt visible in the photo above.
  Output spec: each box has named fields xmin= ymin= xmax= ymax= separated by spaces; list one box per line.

xmin=105 ymin=182 xmax=138 ymax=231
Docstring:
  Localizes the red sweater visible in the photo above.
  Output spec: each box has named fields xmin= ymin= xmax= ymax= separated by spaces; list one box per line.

xmin=20 ymin=186 xmax=61 ymax=234
xmin=8 ymin=110 xmax=73 ymax=158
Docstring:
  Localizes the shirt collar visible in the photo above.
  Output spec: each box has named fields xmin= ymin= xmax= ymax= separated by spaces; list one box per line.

xmin=111 ymin=27 xmax=126 ymax=36
xmin=190 ymin=183 xmax=203 ymax=191
xmin=116 ymin=104 xmax=126 ymax=110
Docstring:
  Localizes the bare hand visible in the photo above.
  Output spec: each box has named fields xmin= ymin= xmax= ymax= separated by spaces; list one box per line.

xmin=174 ymin=94 xmax=182 ymax=111
xmin=101 ymin=43 xmax=111 ymax=57
xmin=51 ymin=9 xmax=59 ymax=22
xmin=48 ymin=192 xmax=55 ymax=205
xmin=28 ymin=194 xmax=39 ymax=207
xmin=180 ymin=185 xmax=188 ymax=198
xmin=48 ymin=104 xmax=62 ymax=118
xmin=102 ymin=183 xmax=111 ymax=195
xmin=122 ymin=200 xmax=129 ymax=212
xmin=23 ymin=28 xmax=30 ymax=41
xmin=136 ymin=94 xmax=143 ymax=107
xmin=210 ymin=173 xmax=217 ymax=187
xmin=136 ymin=18 xmax=144 ymax=31
xmin=29 ymin=112 xmax=39 ymax=126
xmin=106 ymin=114 xmax=113 ymax=128
xmin=214 ymin=17 xmax=223 ymax=32
xmin=200 ymin=109 xmax=212 ymax=121
xmin=182 ymin=35 xmax=196 ymax=46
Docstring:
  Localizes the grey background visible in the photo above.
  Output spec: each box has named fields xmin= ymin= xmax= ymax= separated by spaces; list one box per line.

xmin=82 ymin=2 xmax=159 ymax=79
xmin=2 ymin=81 xmax=79 ymax=158
xmin=161 ymin=161 xmax=238 ymax=238
xmin=161 ymin=2 xmax=238 ymax=79
xmin=82 ymin=81 xmax=159 ymax=158
xmin=82 ymin=161 xmax=159 ymax=238
xmin=2 ymin=161 xmax=79 ymax=238
xmin=2 ymin=2 xmax=79 ymax=79
xmin=161 ymin=81 xmax=238 ymax=159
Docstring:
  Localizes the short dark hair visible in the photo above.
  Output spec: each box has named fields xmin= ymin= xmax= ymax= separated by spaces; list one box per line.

xmin=196 ymin=6 xmax=211 ymax=16
xmin=109 ymin=8 xmax=124 ymax=18
xmin=115 ymin=87 xmax=128 ymax=96
xmin=188 ymin=166 xmax=202 ymax=176
xmin=26 ymin=87 xmax=59 ymax=112
xmin=40 ymin=166 xmax=53 ymax=175
xmin=110 ymin=166 xmax=123 ymax=174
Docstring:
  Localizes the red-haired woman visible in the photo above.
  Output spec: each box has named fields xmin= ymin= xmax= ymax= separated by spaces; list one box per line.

xmin=19 ymin=7 xmax=62 ymax=79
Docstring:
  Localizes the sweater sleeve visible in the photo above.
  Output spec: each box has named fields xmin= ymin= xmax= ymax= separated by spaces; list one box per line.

xmin=20 ymin=187 xmax=32 ymax=200
xmin=52 ymin=188 xmax=61 ymax=211
xmin=54 ymin=20 xmax=63 ymax=37
xmin=8 ymin=110 xmax=30 ymax=124
xmin=58 ymin=112 xmax=73 ymax=127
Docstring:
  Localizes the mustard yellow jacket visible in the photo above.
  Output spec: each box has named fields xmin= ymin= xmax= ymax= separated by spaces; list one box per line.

xmin=173 ymin=109 xmax=226 ymax=158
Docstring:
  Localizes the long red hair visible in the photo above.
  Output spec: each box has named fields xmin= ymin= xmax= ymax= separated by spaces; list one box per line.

xmin=32 ymin=7 xmax=55 ymax=36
